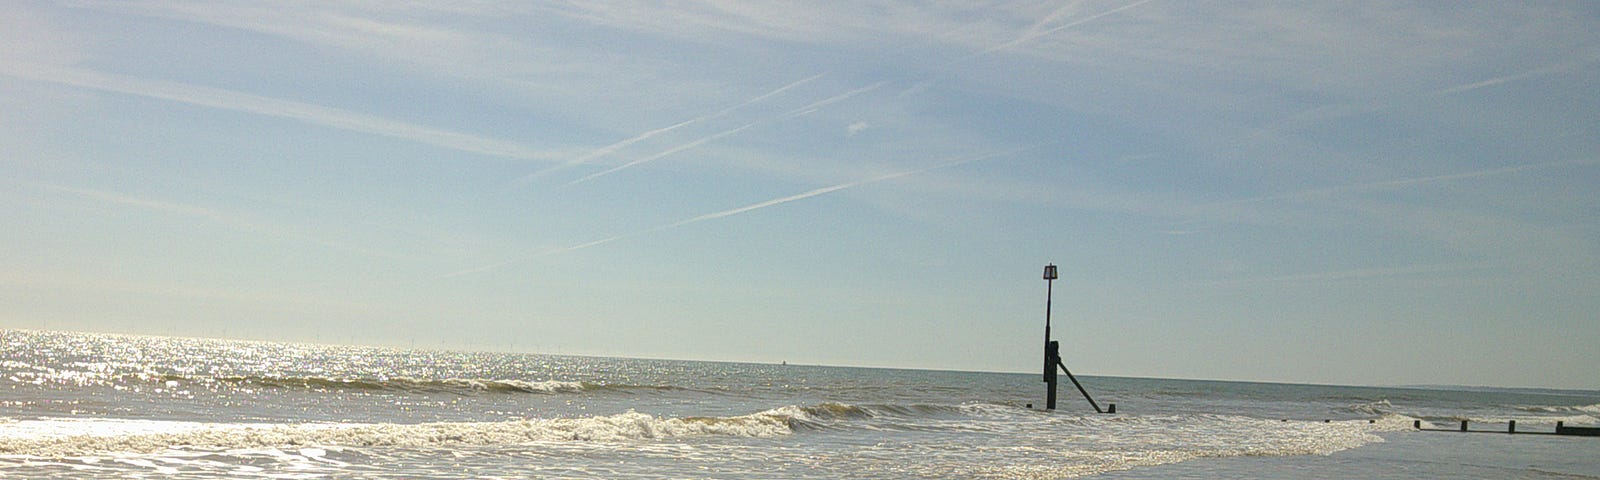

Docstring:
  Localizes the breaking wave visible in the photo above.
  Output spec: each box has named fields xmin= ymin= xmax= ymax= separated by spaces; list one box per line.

xmin=0 ymin=402 xmax=998 ymax=457
xmin=0 ymin=410 xmax=797 ymax=457
xmin=782 ymin=402 xmax=976 ymax=420
xmin=1421 ymin=403 xmax=1600 ymax=426
xmin=1342 ymin=399 xmax=1395 ymax=415
xmin=1515 ymin=403 xmax=1600 ymax=416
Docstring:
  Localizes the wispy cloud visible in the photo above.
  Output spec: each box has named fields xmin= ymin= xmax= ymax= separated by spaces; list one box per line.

xmin=34 ymin=182 xmax=218 ymax=218
xmin=847 ymin=122 xmax=870 ymax=137
xmin=0 ymin=63 xmax=563 ymax=162
xmin=444 ymin=146 xmax=1032 ymax=278
xmin=1209 ymin=158 xmax=1600 ymax=208
xmin=26 ymin=181 xmax=408 ymax=261
xmin=505 ymin=73 xmax=824 ymax=190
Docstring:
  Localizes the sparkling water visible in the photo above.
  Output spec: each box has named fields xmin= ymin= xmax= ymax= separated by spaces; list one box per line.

xmin=2 ymin=330 xmax=1595 ymax=478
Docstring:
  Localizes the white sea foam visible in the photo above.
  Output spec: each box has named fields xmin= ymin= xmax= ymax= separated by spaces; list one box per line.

xmin=1450 ymin=414 xmax=1600 ymax=426
xmin=833 ymin=413 xmax=1414 ymax=479
xmin=0 ymin=418 xmax=220 ymax=441
xmin=1343 ymin=399 xmax=1394 ymax=415
xmin=1515 ymin=403 xmax=1600 ymax=417
xmin=0 ymin=410 xmax=795 ymax=458
xmin=0 ymin=405 xmax=1440 ymax=478
xmin=439 ymin=378 xmax=589 ymax=394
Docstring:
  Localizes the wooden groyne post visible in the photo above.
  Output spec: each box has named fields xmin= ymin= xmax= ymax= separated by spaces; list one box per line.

xmin=1415 ymin=419 xmax=1600 ymax=437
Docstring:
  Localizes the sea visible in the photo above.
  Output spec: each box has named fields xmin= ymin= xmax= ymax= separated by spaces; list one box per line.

xmin=1 ymin=329 xmax=1596 ymax=479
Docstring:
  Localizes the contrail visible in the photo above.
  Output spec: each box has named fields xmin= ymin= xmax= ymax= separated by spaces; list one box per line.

xmin=0 ymin=63 xmax=562 ymax=162
xmin=615 ymin=147 xmax=1029 ymax=243
xmin=502 ymin=118 xmax=698 ymax=190
xmin=734 ymin=73 xmax=829 ymax=112
xmin=443 ymin=146 xmax=1033 ymax=278
xmin=782 ymin=81 xmax=889 ymax=117
xmin=1261 ymin=52 xmax=1600 ymax=140
xmin=1020 ymin=1 xmax=1089 ymax=41
xmin=566 ymin=80 xmax=888 ymax=185
xmin=567 ymin=121 xmax=761 ymax=185
xmin=946 ymin=0 xmax=1155 ymax=68
xmin=503 ymin=73 xmax=824 ymax=190
xmin=1431 ymin=53 xmax=1600 ymax=97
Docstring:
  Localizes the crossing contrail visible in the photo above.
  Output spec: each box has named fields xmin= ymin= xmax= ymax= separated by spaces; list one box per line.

xmin=566 ymin=80 xmax=887 ymax=186
xmin=503 ymin=73 xmax=824 ymax=190
xmin=443 ymin=146 xmax=1033 ymax=278
xmin=567 ymin=121 xmax=762 ymax=185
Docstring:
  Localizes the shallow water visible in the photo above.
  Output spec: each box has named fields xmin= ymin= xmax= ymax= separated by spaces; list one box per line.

xmin=2 ymin=330 xmax=1595 ymax=478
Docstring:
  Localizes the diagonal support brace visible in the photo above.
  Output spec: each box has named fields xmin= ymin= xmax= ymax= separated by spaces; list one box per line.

xmin=1045 ymin=340 xmax=1106 ymax=413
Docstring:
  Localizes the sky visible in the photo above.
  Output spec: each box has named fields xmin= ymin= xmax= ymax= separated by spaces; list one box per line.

xmin=2 ymin=1 xmax=1597 ymax=390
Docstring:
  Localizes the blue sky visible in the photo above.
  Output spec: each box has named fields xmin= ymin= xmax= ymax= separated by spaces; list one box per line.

xmin=3 ymin=1 xmax=1597 ymax=389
